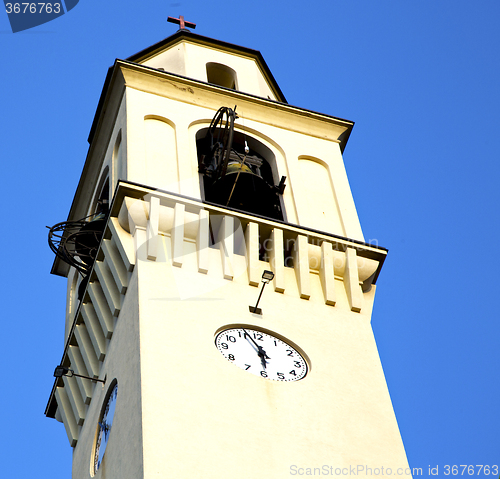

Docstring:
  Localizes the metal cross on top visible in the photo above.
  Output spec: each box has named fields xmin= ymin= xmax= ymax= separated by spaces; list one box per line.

xmin=167 ymin=15 xmax=196 ymax=31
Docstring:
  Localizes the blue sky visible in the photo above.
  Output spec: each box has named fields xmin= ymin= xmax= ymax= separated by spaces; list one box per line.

xmin=1 ymin=1 xmax=499 ymax=477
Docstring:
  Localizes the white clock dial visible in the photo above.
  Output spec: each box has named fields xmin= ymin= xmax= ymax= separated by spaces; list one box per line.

xmin=92 ymin=382 xmax=118 ymax=475
xmin=215 ymin=327 xmax=308 ymax=381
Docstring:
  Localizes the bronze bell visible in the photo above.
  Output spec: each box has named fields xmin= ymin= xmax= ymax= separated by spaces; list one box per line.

xmin=207 ymin=160 xmax=280 ymax=219
xmin=225 ymin=161 xmax=253 ymax=175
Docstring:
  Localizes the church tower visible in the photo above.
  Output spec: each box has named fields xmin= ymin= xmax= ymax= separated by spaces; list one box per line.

xmin=46 ymin=21 xmax=411 ymax=478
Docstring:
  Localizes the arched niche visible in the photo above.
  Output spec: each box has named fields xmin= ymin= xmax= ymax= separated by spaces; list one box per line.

xmin=297 ymin=156 xmax=344 ymax=236
xmin=206 ymin=62 xmax=238 ymax=90
xmin=144 ymin=116 xmax=179 ymax=192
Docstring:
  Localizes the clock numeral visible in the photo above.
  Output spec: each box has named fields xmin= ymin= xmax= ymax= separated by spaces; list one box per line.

xmin=286 ymin=349 xmax=294 ymax=357
xmin=228 ymin=354 xmax=235 ymax=361
xmin=274 ymin=340 xmax=277 ymax=346
xmin=226 ymin=335 xmax=236 ymax=342
xmin=253 ymin=333 xmax=263 ymax=341
xmin=221 ymin=342 xmax=229 ymax=349
xmin=245 ymin=364 xmax=251 ymax=370
xmin=277 ymin=372 xmax=285 ymax=380
xmin=294 ymin=361 xmax=302 ymax=368
xmin=260 ymin=370 xmax=268 ymax=378
xmin=289 ymin=370 xmax=297 ymax=376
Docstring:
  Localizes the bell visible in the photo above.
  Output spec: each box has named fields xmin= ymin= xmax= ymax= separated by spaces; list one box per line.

xmin=207 ymin=164 xmax=280 ymax=219
xmin=225 ymin=161 xmax=253 ymax=175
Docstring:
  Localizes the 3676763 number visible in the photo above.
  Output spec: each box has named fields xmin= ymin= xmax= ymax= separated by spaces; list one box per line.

xmin=443 ymin=465 xmax=498 ymax=475
xmin=5 ymin=3 xmax=62 ymax=14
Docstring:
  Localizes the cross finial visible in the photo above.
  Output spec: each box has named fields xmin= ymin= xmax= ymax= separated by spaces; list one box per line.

xmin=167 ymin=15 xmax=196 ymax=31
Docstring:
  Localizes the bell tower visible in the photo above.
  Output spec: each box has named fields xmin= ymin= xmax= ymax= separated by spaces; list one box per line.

xmin=46 ymin=24 xmax=411 ymax=479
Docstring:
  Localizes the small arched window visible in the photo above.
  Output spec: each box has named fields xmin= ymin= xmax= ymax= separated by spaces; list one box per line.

xmin=206 ymin=63 xmax=238 ymax=90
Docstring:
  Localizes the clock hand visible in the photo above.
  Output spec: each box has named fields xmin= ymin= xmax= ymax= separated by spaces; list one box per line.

xmin=242 ymin=329 xmax=270 ymax=369
xmin=242 ymin=329 xmax=270 ymax=357
xmin=259 ymin=352 xmax=268 ymax=370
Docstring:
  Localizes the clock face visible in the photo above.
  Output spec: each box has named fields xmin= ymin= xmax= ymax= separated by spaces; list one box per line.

xmin=215 ymin=327 xmax=308 ymax=381
xmin=92 ymin=382 xmax=118 ymax=475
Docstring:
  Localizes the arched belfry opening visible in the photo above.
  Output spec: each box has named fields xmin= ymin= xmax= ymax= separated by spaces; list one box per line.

xmin=206 ymin=62 xmax=237 ymax=90
xmin=197 ymin=107 xmax=286 ymax=220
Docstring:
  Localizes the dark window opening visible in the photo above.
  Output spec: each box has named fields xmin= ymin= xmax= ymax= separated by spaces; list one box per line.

xmin=197 ymin=128 xmax=284 ymax=221
xmin=206 ymin=63 xmax=237 ymax=90
xmin=95 ymin=177 xmax=110 ymax=216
